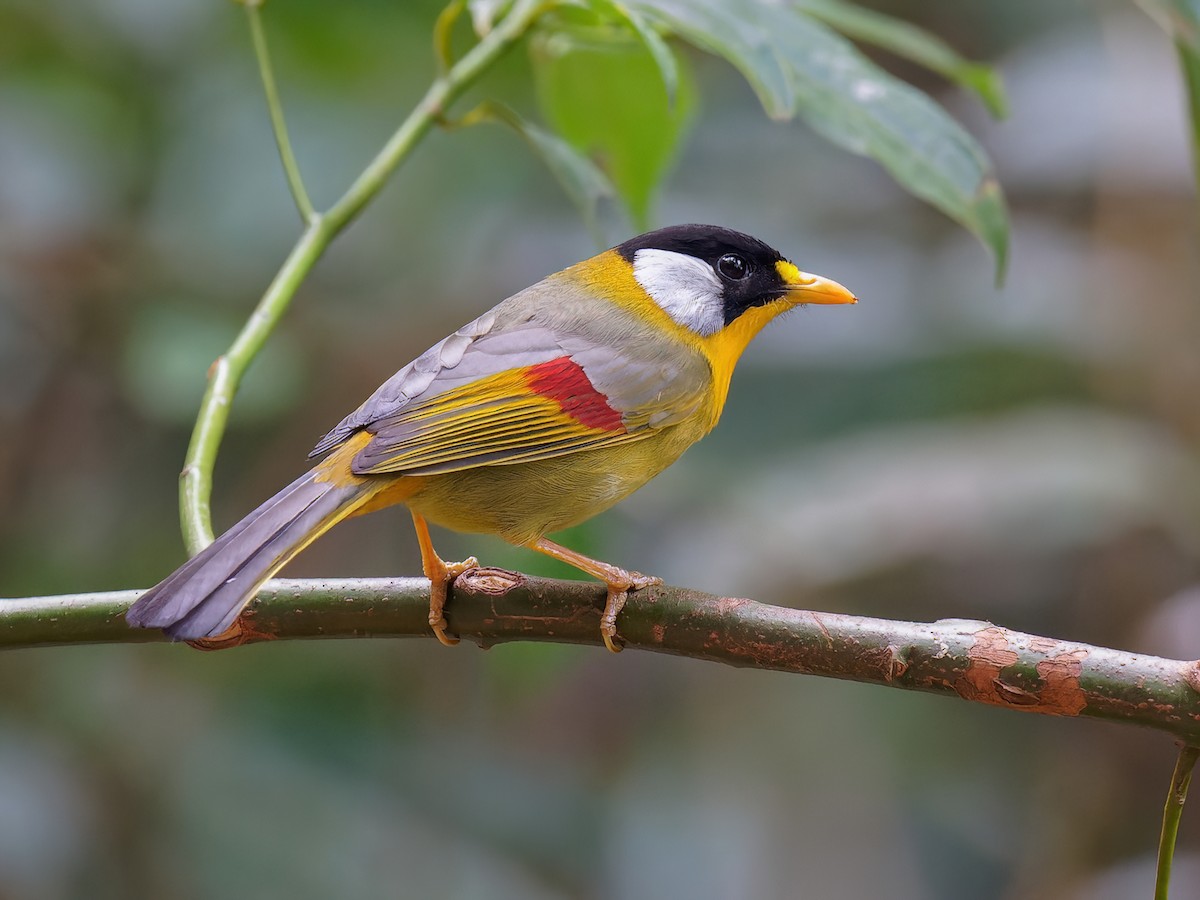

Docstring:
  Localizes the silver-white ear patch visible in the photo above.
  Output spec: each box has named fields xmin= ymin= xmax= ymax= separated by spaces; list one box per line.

xmin=631 ymin=248 xmax=725 ymax=336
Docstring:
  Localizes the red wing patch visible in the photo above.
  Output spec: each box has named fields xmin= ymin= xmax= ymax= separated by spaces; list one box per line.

xmin=525 ymin=357 xmax=624 ymax=432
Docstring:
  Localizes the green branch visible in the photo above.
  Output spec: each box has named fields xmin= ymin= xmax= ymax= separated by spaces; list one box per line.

xmin=179 ymin=0 xmax=546 ymax=555
xmin=5 ymin=574 xmax=1200 ymax=743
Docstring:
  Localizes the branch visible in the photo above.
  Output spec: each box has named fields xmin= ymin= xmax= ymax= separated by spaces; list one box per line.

xmin=179 ymin=0 xmax=546 ymax=554
xmin=6 ymin=572 xmax=1200 ymax=741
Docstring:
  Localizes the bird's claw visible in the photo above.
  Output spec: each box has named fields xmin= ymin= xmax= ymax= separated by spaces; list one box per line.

xmin=429 ymin=556 xmax=479 ymax=646
xmin=600 ymin=572 xmax=662 ymax=653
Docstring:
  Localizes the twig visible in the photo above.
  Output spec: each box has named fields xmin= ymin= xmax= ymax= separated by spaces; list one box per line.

xmin=245 ymin=0 xmax=315 ymax=223
xmin=1157 ymin=744 xmax=1200 ymax=900
xmin=5 ymin=573 xmax=1200 ymax=743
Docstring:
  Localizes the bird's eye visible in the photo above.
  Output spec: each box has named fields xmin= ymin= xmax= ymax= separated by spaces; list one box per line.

xmin=717 ymin=253 xmax=749 ymax=280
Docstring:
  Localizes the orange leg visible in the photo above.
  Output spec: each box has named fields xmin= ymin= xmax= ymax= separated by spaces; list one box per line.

xmin=527 ymin=537 xmax=660 ymax=653
xmin=411 ymin=511 xmax=478 ymax=646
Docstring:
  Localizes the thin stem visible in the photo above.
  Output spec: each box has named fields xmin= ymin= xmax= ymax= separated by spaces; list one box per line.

xmin=1156 ymin=744 xmax=1200 ymax=900
xmin=246 ymin=1 xmax=315 ymax=223
xmin=178 ymin=0 xmax=545 ymax=554
xmin=179 ymin=222 xmax=327 ymax=553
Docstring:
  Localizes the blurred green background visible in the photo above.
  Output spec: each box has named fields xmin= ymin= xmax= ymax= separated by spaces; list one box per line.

xmin=2 ymin=1 xmax=1199 ymax=897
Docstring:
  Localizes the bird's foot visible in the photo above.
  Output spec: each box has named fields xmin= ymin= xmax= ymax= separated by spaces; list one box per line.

xmin=525 ymin=537 xmax=661 ymax=654
xmin=428 ymin=556 xmax=479 ymax=646
xmin=600 ymin=570 xmax=662 ymax=654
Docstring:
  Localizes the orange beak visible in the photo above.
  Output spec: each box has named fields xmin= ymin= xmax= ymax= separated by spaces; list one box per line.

xmin=776 ymin=260 xmax=858 ymax=305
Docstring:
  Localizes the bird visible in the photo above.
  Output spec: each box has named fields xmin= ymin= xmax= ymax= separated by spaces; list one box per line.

xmin=126 ymin=224 xmax=856 ymax=652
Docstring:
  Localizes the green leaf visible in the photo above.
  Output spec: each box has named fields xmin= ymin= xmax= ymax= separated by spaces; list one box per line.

xmin=632 ymin=0 xmax=1008 ymax=278
xmin=588 ymin=0 xmax=681 ymax=107
xmin=792 ymin=0 xmax=1008 ymax=118
xmin=774 ymin=10 xmax=1009 ymax=277
xmin=632 ymin=0 xmax=794 ymax=119
xmin=462 ymin=102 xmax=617 ymax=241
xmin=530 ymin=24 xmax=695 ymax=227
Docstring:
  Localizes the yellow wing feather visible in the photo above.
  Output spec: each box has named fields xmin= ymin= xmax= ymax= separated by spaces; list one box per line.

xmin=352 ymin=363 xmax=656 ymax=476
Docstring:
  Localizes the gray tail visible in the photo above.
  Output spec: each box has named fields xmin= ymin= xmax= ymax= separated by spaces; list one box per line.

xmin=127 ymin=470 xmax=370 ymax=641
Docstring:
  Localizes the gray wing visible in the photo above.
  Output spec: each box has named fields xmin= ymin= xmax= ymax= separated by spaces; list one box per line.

xmin=310 ymin=276 xmax=710 ymax=468
xmin=310 ymin=308 xmax=558 ymax=456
